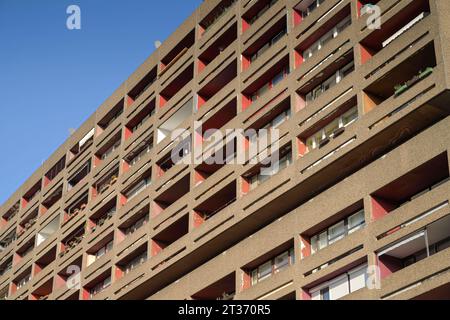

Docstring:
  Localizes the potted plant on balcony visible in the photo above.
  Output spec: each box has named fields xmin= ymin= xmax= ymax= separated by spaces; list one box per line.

xmin=419 ymin=67 xmax=433 ymax=79
xmin=394 ymin=83 xmax=408 ymax=96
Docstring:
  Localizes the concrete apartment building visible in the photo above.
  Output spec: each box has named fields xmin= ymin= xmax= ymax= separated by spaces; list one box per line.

xmin=2 ymin=0 xmax=450 ymax=301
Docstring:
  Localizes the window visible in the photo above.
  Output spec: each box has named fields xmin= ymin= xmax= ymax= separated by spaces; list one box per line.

xmin=90 ymin=276 xmax=111 ymax=298
xmin=124 ymin=251 xmax=148 ymax=275
xmin=124 ymin=176 xmax=151 ymax=201
xmin=95 ymin=240 xmax=113 ymax=260
xmin=310 ymin=209 xmax=365 ymax=255
xmin=305 ymin=106 xmax=358 ymax=151
xmin=101 ymin=139 xmax=121 ymax=161
xmin=298 ymin=0 xmax=325 ymax=19
xmin=250 ymin=248 xmax=295 ymax=286
xmin=250 ymin=28 xmax=286 ymax=62
xmin=129 ymin=142 xmax=153 ymax=167
xmin=248 ymin=0 xmax=278 ymax=25
xmin=16 ymin=273 xmax=31 ymax=290
xmin=310 ymin=264 xmax=367 ymax=300
xmin=303 ymin=16 xmax=351 ymax=61
xmin=68 ymin=161 xmax=91 ymax=190
xmin=250 ymin=67 xmax=289 ymax=103
xmin=305 ymin=61 xmax=354 ymax=104
xmin=125 ymin=215 xmax=149 ymax=236
xmin=0 ymin=258 xmax=13 ymax=277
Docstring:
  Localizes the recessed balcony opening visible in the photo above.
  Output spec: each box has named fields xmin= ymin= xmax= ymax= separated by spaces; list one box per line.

xmin=17 ymin=207 xmax=38 ymax=239
xmin=157 ymin=98 xmax=193 ymax=143
xmin=377 ymin=214 xmax=450 ymax=280
xmin=36 ymin=216 xmax=59 ymax=247
xmin=249 ymin=97 xmax=291 ymax=131
xmin=16 ymin=239 xmax=35 ymax=263
xmin=191 ymin=273 xmax=236 ymax=300
xmin=193 ymin=181 xmax=236 ymax=225
xmin=31 ymin=278 xmax=53 ymax=300
xmin=242 ymin=0 xmax=278 ymax=30
xmin=242 ymin=144 xmax=292 ymax=194
xmin=157 ymin=137 xmax=191 ymax=177
xmin=199 ymin=0 xmax=237 ymax=36
xmin=360 ymin=0 xmax=430 ymax=64
xmin=68 ymin=160 xmax=91 ymax=191
xmin=63 ymin=192 xmax=89 ymax=225
xmin=242 ymin=16 xmax=287 ymax=70
xmin=293 ymin=0 xmax=326 ymax=26
xmin=69 ymin=128 xmax=94 ymax=163
xmin=60 ymin=224 xmax=85 ymax=257
xmin=0 ymin=286 xmax=8 ymax=300
xmin=300 ymin=201 xmax=365 ymax=259
xmin=121 ymin=169 xmax=152 ymax=205
xmin=242 ymin=55 xmax=289 ymax=110
xmin=127 ymin=67 xmax=157 ymax=103
xmin=371 ymin=153 xmax=449 ymax=221
xmin=22 ymin=181 xmax=41 ymax=208
xmin=159 ymin=62 xmax=193 ymax=107
xmin=198 ymin=60 xmax=237 ymax=109
xmin=0 ymin=230 xmax=16 ymax=252
xmin=412 ymin=282 xmax=450 ymax=300
xmin=124 ymin=134 xmax=153 ymax=171
xmin=198 ymin=98 xmax=237 ymax=140
xmin=96 ymin=100 xmax=124 ymax=136
xmin=116 ymin=244 xmax=148 ymax=279
xmin=160 ymin=29 xmax=195 ymax=72
xmin=84 ymin=270 xmax=111 ymax=300
xmin=242 ymin=241 xmax=294 ymax=290
xmin=194 ymin=162 xmax=226 ymax=186
xmin=86 ymin=233 xmax=114 ymax=267
xmin=294 ymin=8 xmax=351 ymax=68
xmin=41 ymin=185 xmax=63 ymax=215
xmin=118 ymin=205 xmax=149 ymax=241
xmin=0 ymin=257 xmax=13 ymax=278
xmin=153 ymin=174 xmax=190 ymax=217
xmin=363 ymin=42 xmax=436 ymax=113
xmin=297 ymin=51 xmax=354 ymax=107
xmin=2 ymin=201 xmax=19 ymax=225
xmin=125 ymin=98 xmax=155 ymax=140
xmin=151 ymin=214 xmax=189 ymax=256
xmin=92 ymin=164 xmax=119 ymax=198
xmin=89 ymin=198 xmax=116 ymax=234
xmin=198 ymin=23 xmax=237 ymax=73
xmin=307 ymin=263 xmax=368 ymax=300
xmin=55 ymin=256 xmax=82 ymax=290
xmin=95 ymin=133 xmax=121 ymax=165
xmin=12 ymin=268 xmax=32 ymax=294
xmin=34 ymin=246 xmax=57 ymax=276
xmin=44 ymin=156 xmax=66 ymax=187
xmin=298 ymin=97 xmax=358 ymax=156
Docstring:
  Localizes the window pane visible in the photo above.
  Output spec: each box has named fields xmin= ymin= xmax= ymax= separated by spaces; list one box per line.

xmin=329 ymin=275 xmax=349 ymax=300
xmin=274 ymin=252 xmax=289 ymax=272
xmin=258 ymin=261 xmax=272 ymax=281
xmin=328 ymin=221 xmax=345 ymax=244
xmin=348 ymin=210 xmax=365 ymax=233
xmin=349 ymin=267 xmax=367 ymax=293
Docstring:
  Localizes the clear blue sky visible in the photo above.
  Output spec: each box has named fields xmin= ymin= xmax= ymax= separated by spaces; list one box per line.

xmin=0 ymin=0 xmax=202 ymax=205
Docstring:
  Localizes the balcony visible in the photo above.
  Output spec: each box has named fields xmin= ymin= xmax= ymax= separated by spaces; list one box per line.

xmin=124 ymin=98 xmax=155 ymax=141
xmin=198 ymin=22 xmax=237 ymax=74
xmin=62 ymin=192 xmax=88 ymax=226
xmin=151 ymin=214 xmax=189 ymax=257
xmin=371 ymin=153 xmax=449 ymax=221
xmin=157 ymin=98 xmax=193 ymax=144
xmin=377 ymin=214 xmax=450 ymax=281
xmin=199 ymin=0 xmax=237 ymax=37
xmin=68 ymin=128 xmax=94 ymax=165
xmin=59 ymin=225 xmax=85 ymax=259
xmin=191 ymin=272 xmax=236 ymax=300
xmin=153 ymin=174 xmax=190 ymax=218
xmin=363 ymin=41 xmax=436 ymax=114
xmin=40 ymin=185 xmax=63 ymax=216
xmin=67 ymin=160 xmax=91 ymax=192
xmin=127 ymin=67 xmax=157 ymax=106
xmin=43 ymin=156 xmax=66 ymax=189
xmin=96 ymin=99 xmax=124 ymax=137
xmin=193 ymin=181 xmax=236 ymax=226
xmin=88 ymin=198 xmax=116 ymax=235
xmin=92 ymin=164 xmax=119 ymax=199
